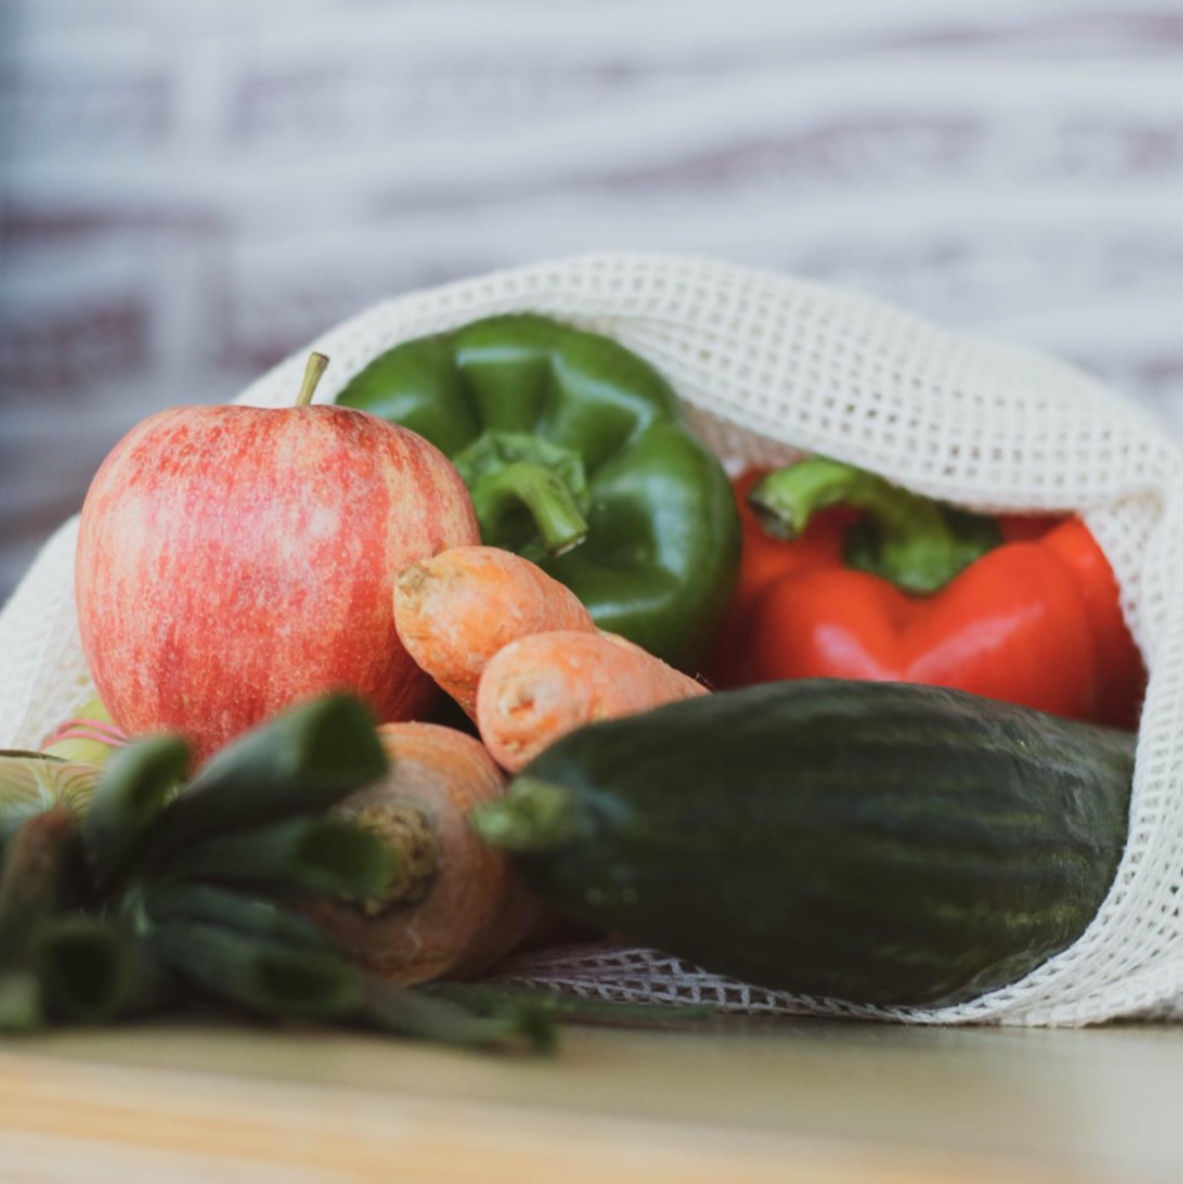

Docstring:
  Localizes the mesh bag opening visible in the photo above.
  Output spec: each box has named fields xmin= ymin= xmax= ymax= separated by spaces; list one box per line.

xmin=3 ymin=252 xmax=1180 ymax=1026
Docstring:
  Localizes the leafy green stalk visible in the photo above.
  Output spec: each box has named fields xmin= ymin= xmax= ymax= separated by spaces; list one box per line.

xmin=136 ymin=696 xmax=388 ymax=871
xmin=34 ymin=916 xmax=171 ymax=1024
xmin=0 ymin=696 xmax=579 ymax=1055
xmin=160 ymin=816 xmax=395 ymax=899
xmin=152 ymin=918 xmax=361 ymax=1019
xmin=82 ymin=734 xmax=190 ymax=889
xmin=142 ymin=883 xmax=330 ymax=950
xmin=360 ymin=978 xmax=555 ymax=1053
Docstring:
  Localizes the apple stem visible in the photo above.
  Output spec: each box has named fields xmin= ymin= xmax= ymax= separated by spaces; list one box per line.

xmin=295 ymin=353 xmax=330 ymax=408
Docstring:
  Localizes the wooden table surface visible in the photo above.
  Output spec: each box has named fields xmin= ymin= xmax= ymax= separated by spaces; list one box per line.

xmin=3 ymin=1016 xmax=1183 ymax=1183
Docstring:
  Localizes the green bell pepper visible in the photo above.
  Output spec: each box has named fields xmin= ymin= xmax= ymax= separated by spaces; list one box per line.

xmin=335 ymin=313 xmax=740 ymax=668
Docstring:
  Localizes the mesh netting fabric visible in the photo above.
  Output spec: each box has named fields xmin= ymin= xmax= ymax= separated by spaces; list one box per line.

xmin=2 ymin=252 xmax=1180 ymax=1026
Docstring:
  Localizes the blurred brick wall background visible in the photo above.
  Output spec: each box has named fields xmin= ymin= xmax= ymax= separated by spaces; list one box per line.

xmin=3 ymin=1 xmax=1183 ymax=600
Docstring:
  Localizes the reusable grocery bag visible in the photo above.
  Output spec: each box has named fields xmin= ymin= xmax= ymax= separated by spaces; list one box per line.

xmin=3 ymin=252 xmax=1179 ymax=1026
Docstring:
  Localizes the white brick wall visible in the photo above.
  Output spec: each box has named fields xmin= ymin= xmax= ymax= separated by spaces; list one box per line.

xmin=4 ymin=0 xmax=1183 ymax=596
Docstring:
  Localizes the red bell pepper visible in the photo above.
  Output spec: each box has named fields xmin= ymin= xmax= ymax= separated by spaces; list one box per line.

xmin=704 ymin=458 xmax=1145 ymax=730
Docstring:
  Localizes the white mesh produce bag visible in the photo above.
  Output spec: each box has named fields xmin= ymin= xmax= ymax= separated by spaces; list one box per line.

xmin=2 ymin=251 xmax=1180 ymax=1027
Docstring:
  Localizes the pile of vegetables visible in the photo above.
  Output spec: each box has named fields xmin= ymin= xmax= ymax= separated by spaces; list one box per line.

xmin=2 ymin=694 xmax=710 ymax=1045
xmin=0 ymin=695 xmax=565 ymax=1048
xmin=1 ymin=311 xmax=1149 ymax=1043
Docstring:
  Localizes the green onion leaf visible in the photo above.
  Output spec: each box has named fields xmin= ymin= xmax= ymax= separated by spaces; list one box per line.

xmin=32 ymin=916 xmax=170 ymax=1024
xmin=142 ymin=882 xmax=331 ymax=951
xmin=152 ymin=917 xmax=361 ymax=1019
xmin=83 ymin=734 xmax=190 ymax=889
xmin=361 ymin=978 xmax=556 ymax=1053
xmin=137 ymin=696 xmax=388 ymax=870
xmin=159 ymin=816 xmax=395 ymax=900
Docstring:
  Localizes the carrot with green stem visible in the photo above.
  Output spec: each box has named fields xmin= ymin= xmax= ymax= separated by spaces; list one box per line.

xmin=394 ymin=546 xmax=596 ymax=719
xmin=477 ymin=630 xmax=709 ymax=773
xmin=304 ymin=721 xmax=543 ymax=984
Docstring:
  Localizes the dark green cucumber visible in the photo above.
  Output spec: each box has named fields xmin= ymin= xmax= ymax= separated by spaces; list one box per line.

xmin=472 ymin=680 xmax=1135 ymax=1008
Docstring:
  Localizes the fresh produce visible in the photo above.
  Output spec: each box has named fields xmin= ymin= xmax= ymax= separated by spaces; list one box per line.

xmin=0 ymin=808 xmax=80 ymax=959
xmin=40 ymin=696 xmax=127 ymax=765
xmin=476 ymin=630 xmax=708 ymax=773
xmin=0 ymin=700 xmax=124 ymax=839
xmin=335 ymin=313 xmax=741 ymax=668
xmin=75 ymin=354 xmax=480 ymax=762
xmin=0 ymin=753 xmax=101 ymax=841
xmin=46 ymin=313 xmax=1147 ymax=1027
xmin=0 ymin=695 xmax=554 ymax=1051
xmin=707 ymin=457 xmax=1145 ymax=728
xmin=473 ymin=680 xmax=1134 ymax=1008
xmin=304 ymin=721 xmax=543 ymax=983
xmin=395 ymin=546 xmax=596 ymax=718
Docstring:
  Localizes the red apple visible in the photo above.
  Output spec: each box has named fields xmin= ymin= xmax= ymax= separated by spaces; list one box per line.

xmin=75 ymin=354 xmax=479 ymax=761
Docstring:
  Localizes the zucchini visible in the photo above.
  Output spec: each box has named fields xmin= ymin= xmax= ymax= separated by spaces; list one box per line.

xmin=472 ymin=680 xmax=1134 ymax=1008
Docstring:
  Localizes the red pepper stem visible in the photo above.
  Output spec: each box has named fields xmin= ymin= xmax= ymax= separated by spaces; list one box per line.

xmin=749 ymin=458 xmax=995 ymax=595
xmin=469 ymin=463 xmax=589 ymax=558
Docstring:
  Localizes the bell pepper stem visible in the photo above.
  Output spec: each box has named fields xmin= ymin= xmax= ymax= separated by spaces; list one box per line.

xmin=749 ymin=457 xmax=999 ymax=595
xmin=468 ymin=462 xmax=589 ymax=557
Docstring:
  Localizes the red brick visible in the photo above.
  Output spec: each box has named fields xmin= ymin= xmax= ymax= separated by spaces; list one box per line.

xmin=0 ymin=300 xmax=152 ymax=393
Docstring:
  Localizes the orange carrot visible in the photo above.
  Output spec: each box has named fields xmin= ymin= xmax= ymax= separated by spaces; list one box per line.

xmin=476 ymin=630 xmax=709 ymax=772
xmin=394 ymin=545 xmax=596 ymax=718
xmin=304 ymin=721 xmax=543 ymax=984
